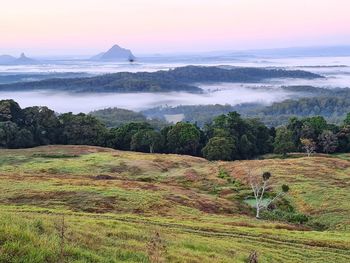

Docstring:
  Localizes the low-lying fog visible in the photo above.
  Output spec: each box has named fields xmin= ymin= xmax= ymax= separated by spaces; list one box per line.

xmin=0 ymin=55 xmax=350 ymax=113
xmin=0 ymin=83 xmax=294 ymax=113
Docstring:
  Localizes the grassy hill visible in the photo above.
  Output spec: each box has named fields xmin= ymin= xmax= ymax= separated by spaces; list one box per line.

xmin=0 ymin=145 xmax=349 ymax=262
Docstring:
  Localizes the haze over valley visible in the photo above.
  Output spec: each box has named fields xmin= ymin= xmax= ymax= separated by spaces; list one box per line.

xmin=1 ymin=46 xmax=350 ymax=119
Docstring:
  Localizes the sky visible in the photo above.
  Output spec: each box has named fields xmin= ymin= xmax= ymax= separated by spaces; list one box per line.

xmin=1 ymin=0 xmax=350 ymax=56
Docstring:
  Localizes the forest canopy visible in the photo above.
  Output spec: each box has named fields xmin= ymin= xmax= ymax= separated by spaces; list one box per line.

xmin=0 ymin=66 xmax=322 ymax=93
xmin=2 ymin=99 xmax=350 ymax=161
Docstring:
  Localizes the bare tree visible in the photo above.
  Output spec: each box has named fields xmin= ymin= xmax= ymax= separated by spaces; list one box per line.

xmin=247 ymin=167 xmax=289 ymax=218
xmin=300 ymin=138 xmax=316 ymax=157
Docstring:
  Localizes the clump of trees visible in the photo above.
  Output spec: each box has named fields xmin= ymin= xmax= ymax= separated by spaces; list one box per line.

xmin=274 ymin=115 xmax=349 ymax=156
xmin=2 ymin=99 xmax=350 ymax=161
xmin=202 ymin=112 xmax=273 ymax=160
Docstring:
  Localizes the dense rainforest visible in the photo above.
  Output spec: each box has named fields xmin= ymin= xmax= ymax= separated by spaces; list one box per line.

xmin=0 ymin=66 xmax=321 ymax=93
xmin=140 ymin=86 xmax=350 ymax=127
xmin=2 ymin=99 xmax=350 ymax=161
xmin=90 ymin=107 xmax=168 ymax=129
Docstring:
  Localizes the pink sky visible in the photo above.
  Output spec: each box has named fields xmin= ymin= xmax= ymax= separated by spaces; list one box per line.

xmin=1 ymin=0 xmax=350 ymax=56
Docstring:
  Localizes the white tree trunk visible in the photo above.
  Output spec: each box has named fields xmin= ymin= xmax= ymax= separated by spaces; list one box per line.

xmin=256 ymin=204 xmax=260 ymax=218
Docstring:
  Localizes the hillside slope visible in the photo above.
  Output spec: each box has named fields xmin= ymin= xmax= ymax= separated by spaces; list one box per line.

xmin=0 ymin=145 xmax=349 ymax=262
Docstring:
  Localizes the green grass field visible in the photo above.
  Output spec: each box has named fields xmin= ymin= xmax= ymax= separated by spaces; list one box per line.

xmin=0 ymin=145 xmax=349 ymax=262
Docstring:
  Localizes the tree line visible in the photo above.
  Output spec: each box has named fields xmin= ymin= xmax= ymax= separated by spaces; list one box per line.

xmin=1 ymin=99 xmax=350 ymax=160
xmin=273 ymin=115 xmax=350 ymax=156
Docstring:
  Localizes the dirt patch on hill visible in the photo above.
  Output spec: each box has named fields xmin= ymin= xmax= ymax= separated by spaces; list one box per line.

xmin=6 ymin=191 xmax=117 ymax=213
xmin=166 ymin=192 xmax=235 ymax=214
xmin=184 ymin=169 xmax=201 ymax=182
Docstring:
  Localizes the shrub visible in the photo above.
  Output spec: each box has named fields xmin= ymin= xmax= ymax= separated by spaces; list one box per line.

xmin=262 ymin=209 xmax=309 ymax=224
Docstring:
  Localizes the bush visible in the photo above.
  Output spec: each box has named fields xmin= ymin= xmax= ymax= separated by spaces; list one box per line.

xmin=218 ymin=168 xmax=230 ymax=179
xmin=262 ymin=209 xmax=309 ymax=224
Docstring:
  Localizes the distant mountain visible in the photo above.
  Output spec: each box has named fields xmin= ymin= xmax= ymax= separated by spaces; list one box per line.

xmin=91 ymin=45 xmax=135 ymax=61
xmin=0 ymin=53 xmax=38 ymax=65
xmin=0 ymin=55 xmax=16 ymax=64
xmin=13 ymin=53 xmax=38 ymax=64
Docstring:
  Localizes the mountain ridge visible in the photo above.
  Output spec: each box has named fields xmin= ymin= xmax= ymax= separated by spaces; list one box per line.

xmin=90 ymin=44 xmax=136 ymax=61
xmin=0 ymin=53 xmax=39 ymax=65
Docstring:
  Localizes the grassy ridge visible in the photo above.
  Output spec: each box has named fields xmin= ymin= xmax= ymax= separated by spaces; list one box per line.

xmin=0 ymin=145 xmax=349 ymax=262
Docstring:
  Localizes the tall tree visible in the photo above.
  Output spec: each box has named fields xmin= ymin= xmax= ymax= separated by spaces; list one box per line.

xmin=273 ymin=127 xmax=295 ymax=156
xmin=109 ymin=122 xmax=152 ymax=150
xmin=287 ymin=117 xmax=304 ymax=151
xmin=202 ymin=136 xmax=236 ymax=161
xmin=130 ymin=129 xmax=162 ymax=153
xmin=318 ymin=130 xmax=338 ymax=154
xmin=0 ymin=100 xmax=23 ymax=123
xmin=59 ymin=113 xmax=108 ymax=146
xmin=166 ymin=122 xmax=200 ymax=155
xmin=337 ymin=125 xmax=350 ymax=152
xmin=0 ymin=121 xmax=20 ymax=148
xmin=22 ymin=106 xmax=61 ymax=145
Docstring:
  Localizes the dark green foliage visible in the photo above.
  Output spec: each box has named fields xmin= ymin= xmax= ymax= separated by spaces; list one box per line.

xmin=281 ymin=116 xmax=347 ymax=154
xmin=166 ymin=66 xmax=321 ymax=82
xmin=217 ymin=168 xmax=230 ymax=179
xmin=131 ymin=129 xmax=162 ymax=153
xmin=0 ymin=99 xmax=23 ymax=122
xmin=108 ymin=122 xmax=153 ymax=150
xmin=143 ymin=104 xmax=253 ymax=127
xmin=165 ymin=122 xmax=201 ymax=155
xmin=318 ymin=130 xmax=338 ymax=154
xmin=143 ymin=87 xmax=350 ymax=127
xmin=262 ymin=209 xmax=309 ymax=225
xmin=282 ymin=184 xmax=290 ymax=193
xmin=15 ymin=128 xmax=35 ymax=148
xmin=22 ymin=106 xmax=61 ymax=145
xmin=0 ymin=121 xmax=21 ymax=148
xmin=204 ymin=112 xmax=273 ymax=160
xmin=0 ymin=101 xmax=112 ymax=149
xmin=0 ymin=72 xmax=89 ymax=84
xmin=273 ymin=127 xmax=295 ymax=156
xmin=337 ymin=125 xmax=350 ymax=152
xmin=254 ymin=91 xmax=350 ymax=126
xmin=59 ymin=113 xmax=108 ymax=146
xmin=202 ymin=137 xmax=236 ymax=161
xmin=90 ymin=108 xmax=147 ymax=127
xmin=262 ymin=172 xmax=271 ymax=181
xmin=2 ymin=99 xmax=350 ymax=160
